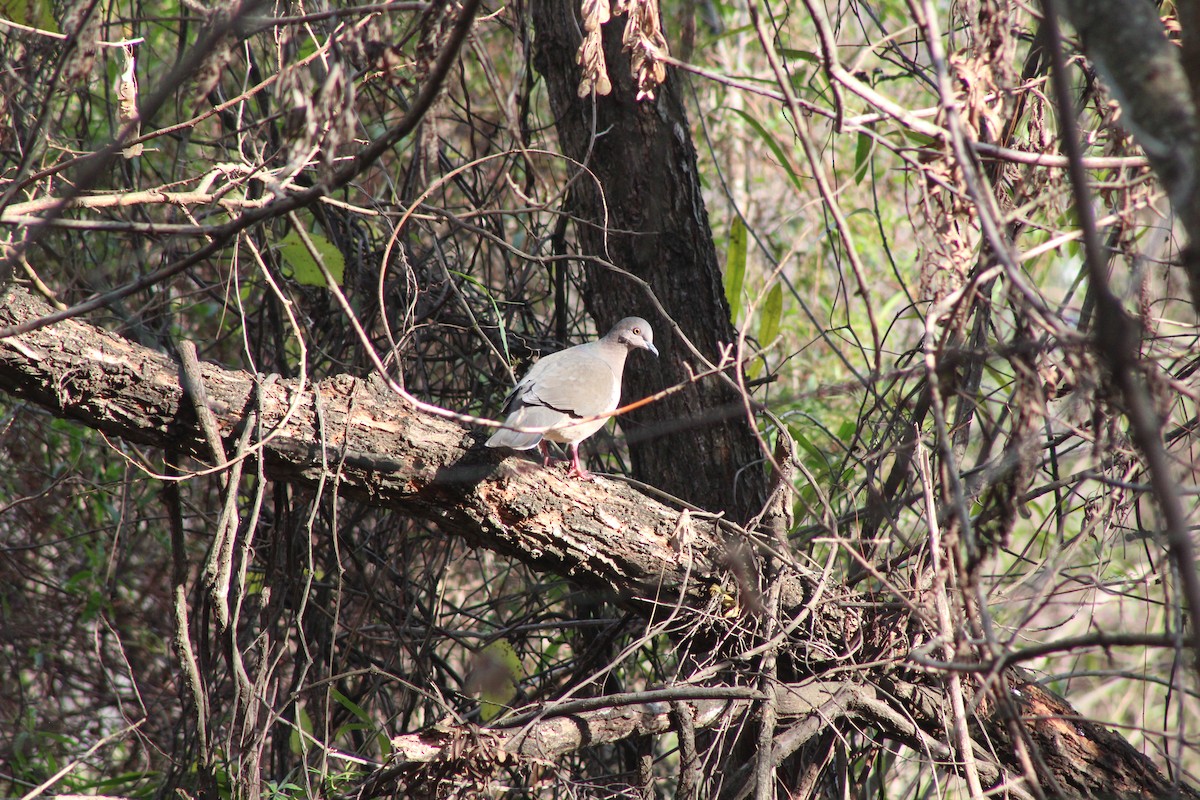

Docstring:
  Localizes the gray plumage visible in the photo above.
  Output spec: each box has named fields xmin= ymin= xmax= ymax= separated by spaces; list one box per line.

xmin=486 ymin=317 xmax=659 ymax=478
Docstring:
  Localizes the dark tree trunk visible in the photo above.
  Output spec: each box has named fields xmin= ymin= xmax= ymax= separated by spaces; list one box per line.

xmin=530 ymin=0 xmax=769 ymax=523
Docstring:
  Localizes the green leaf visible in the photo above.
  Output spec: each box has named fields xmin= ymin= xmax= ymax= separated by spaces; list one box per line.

xmin=477 ymin=639 xmax=522 ymax=722
xmin=704 ymin=23 xmax=754 ymax=45
xmin=758 ymin=281 xmax=783 ymax=348
xmin=724 ymin=216 xmax=747 ymax=324
xmin=791 ymin=427 xmax=824 ymax=464
xmin=748 ymin=281 xmax=783 ymax=379
xmin=277 ymin=229 xmax=345 ymax=287
xmin=853 ymin=132 xmax=873 ymax=185
xmin=331 ymin=688 xmax=371 ymax=725
xmin=731 ymin=108 xmax=805 ymax=194
xmin=290 ymin=705 xmax=313 ymax=756
xmin=331 ymin=688 xmax=393 ymax=757
xmin=845 ymin=207 xmax=878 ymax=222
xmin=901 ymin=129 xmax=937 ymax=147
xmin=0 ymin=0 xmax=58 ymax=31
xmin=778 ymin=48 xmax=819 ymax=63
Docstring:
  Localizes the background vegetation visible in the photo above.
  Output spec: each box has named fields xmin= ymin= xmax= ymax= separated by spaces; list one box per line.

xmin=0 ymin=0 xmax=1197 ymax=797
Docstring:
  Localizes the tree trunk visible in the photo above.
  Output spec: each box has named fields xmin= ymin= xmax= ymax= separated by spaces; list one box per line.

xmin=530 ymin=0 xmax=769 ymax=523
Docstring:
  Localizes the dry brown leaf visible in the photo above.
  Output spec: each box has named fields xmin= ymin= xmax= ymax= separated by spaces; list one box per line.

xmin=116 ymin=45 xmax=143 ymax=158
xmin=580 ymin=0 xmax=611 ymax=32
xmin=576 ymin=29 xmax=612 ymax=97
xmin=574 ymin=0 xmax=668 ymax=100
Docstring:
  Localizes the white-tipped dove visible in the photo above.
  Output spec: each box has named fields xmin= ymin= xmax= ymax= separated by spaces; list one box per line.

xmin=486 ymin=317 xmax=659 ymax=478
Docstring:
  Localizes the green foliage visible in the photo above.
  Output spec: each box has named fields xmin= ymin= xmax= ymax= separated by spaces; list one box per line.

xmin=476 ymin=639 xmax=523 ymax=722
xmin=746 ymin=280 xmax=783 ymax=379
xmin=758 ymin=281 xmax=783 ymax=348
xmin=0 ymin=0 xmax=57 ymax=31
xmin=853 ymin=132 xmax=873 ymax=185
xmin=276 ymin=229 xmax=345 ymax=287
xmin=331 ymin=689 xmax=392 ymax=758
xmin=2 ymin=0 xmax=1197 ymax=796
xmin=724 ymin=216 xmax=748 ymax=323
xmin=265 ymin=780 xmax=306 ymax=800
xmin=731 ymin=108 xmax=806 ymax=194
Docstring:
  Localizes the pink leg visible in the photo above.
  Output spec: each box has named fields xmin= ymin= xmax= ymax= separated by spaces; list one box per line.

xmin=565 ymin=443 xmax=592 ymax=480
xmin=539 ymin=441 xmax=554 ymax=467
